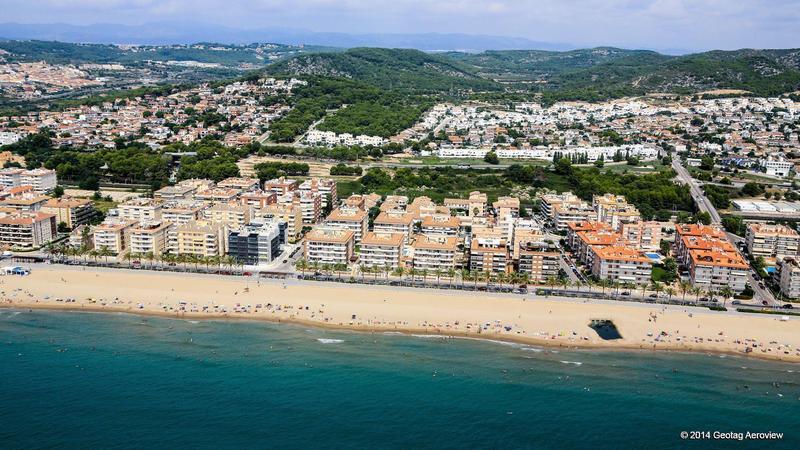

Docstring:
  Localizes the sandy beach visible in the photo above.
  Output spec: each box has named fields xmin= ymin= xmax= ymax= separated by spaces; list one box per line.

xmin=2 ymin=264 xmax=800 ymax=362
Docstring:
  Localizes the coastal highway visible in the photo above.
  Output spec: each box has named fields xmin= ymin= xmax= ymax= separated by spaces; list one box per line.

xmin=671 ymin=159 xmax=721 ymax=224
xmin=672 ymin=159 xmax=779 ymax=306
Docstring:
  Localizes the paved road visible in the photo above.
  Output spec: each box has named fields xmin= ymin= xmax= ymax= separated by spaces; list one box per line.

xmin=672 ymin=159 xmax=780 ymax=306
xmin=672 ymin=159 xmax=722 ymax=224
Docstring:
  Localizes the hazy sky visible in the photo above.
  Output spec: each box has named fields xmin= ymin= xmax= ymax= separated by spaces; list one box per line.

xmin=4 ymin=0 xmax=800 ymax=50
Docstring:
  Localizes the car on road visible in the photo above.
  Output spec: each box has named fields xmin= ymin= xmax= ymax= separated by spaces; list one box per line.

xmin=783 ymin=304 xmax=794 ymax=309
xmin=731 ymin=300 xmax=741 ymax=305
xmin=621 ymin=291 xmax=630 ymax=296
xmin=699 ymin=297 xmax=709 ymax=302
xmin=762 ymin=300 xmax=769 ymax=306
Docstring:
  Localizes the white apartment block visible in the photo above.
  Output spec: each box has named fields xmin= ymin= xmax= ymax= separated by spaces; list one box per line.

xmin=745 ymin=223 xmax=800 ymax=260
xmin=129 ymin=221 xmax=173 ymax=256
xmin=778 ymin=257 xmax=800 ymax=299
xmin=359 ymin=232 xmax=405 ymax=269
xmin=118 ymin=199 xmax=163 ymax=222
xmin=591 ymin=246 xmax=653 ymax=285
xmin=324 ymin=206 xmax=368 ymax=243
xmin=411 ymin=234 xmax=459 ymax=271
xmin=93 ymin=219 xmax=137 ymax=254
xmin=304 ymin=228 xmax=355 ymax=265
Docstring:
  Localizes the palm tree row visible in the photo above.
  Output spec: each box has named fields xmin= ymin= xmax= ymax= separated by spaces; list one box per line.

xmin=46 ymin=243 xmax=243 ymax=274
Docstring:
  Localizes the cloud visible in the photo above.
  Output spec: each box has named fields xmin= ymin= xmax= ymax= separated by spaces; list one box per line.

xmin=1 ymin=0 xmax=799 ymax=50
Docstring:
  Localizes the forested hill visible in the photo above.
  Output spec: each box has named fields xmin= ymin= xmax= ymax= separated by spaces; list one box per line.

xmin=444 ymin=47 xmax=670 ymax=82
xmin=263 ymin=47 xmax=499 ymax=93
xmin=446 ymin=47 xmax=800 ymax=100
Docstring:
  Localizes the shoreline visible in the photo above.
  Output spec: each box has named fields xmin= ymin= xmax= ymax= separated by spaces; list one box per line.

xmin=3 ymin=264 xmax=800 ymax=363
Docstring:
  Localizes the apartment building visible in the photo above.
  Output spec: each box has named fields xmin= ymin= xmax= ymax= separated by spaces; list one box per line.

xmin=620 ymin=221 xmax=663 ymax=251
xmin=469 ymin=236 xmax=510 ymax=273
xmin=574 ymin=230 xmax=622 ymax=266
xmin=41 ymin=197 xmax=96 ymax=229
xmin=443 ymin=191 xmax=487 ymax=217
xmin=240 ymin=191 xmax=277 ymax=208
xmin=0 ymin=193 xmax=49 ymax=212
xmin=552 ymin=203 xmax=595 ymax=231
xmin=0 ymin=168 xmax=23 ymax=188
xmin=421 ymin=214 xmax=460 ymax=236
xmin=261 ymin=203 xmax=303 ymax=243
xmin=304 ymin=228 xmax=355 ymax=265
xmin=566 ymin=221 xmax=609 ymax=250
xmin=674 ymin=224 xmax=728 ymax=264
xmin=373 ymin=210 xmax=414 ymax=241
xmin=745 ymin=223 xmax=800 ymax=260
xmin=359 ymin=232 xmax=405 ymax=270
xmin=591 ymin=246 xmax=653 ymax=285
xmin=778 ymin=257 xmax=800 ymax=299
xmin=493 ymin=196 xmax=521 ymax=217
xmin=217 ymin=177 xmax=260 ymax=192
xmin=299 ymin=178 xmax=337 ymax=209
xmin=539 ymin=191 xmax=584 ymax=219
xmin=0 ymin=168 xmax=57 ymax=193
xmin=411 ymin=234 xmax=459 ymax=271
xmin=20 ymin=168 xmax=57 ymax=193
xmin=0 ymin=211 xmax=57 ymax=249
xmin=154 ymin=183 xmax=198 ymax=201
xmin=517 ymin=240 xmax=560 ymax=281
xmin=228 ymin=220 xmax=282 ymax=266
xmin=118 ymin=199 xmax=163 ymax=222
xmin=195 ymin=188 xmax=241 ymax=204
xmin=593 ymin=194 xmax=641 ymax=230
xmin=264 ymin=177 xmax=299 ymax=196
xmin=325 ymin=206 xmax=368 ymax=243
xmin=129 ymin=221 xmax=172 ymax=256
xmin=688 ymin=249 xmax=749 ymax=293
xmin=204 ymin=203 xmax=251 ymax=228
xmin=93 ymin=219 xmax=137 ymax=254
xmin=175 ymin=220 xmax=227 ymax=257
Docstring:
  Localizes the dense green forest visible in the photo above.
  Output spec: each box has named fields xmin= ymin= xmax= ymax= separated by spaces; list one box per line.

xmin=316 ymin=101 xmax=432 ymax=137
xmin=267 ymin=77 xmax=434 ymax=142
xmin=265 ymin=47 xmax=498 ymax=93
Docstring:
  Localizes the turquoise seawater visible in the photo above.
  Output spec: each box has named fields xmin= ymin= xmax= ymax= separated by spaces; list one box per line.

xmin=0 ymin=309 xmax=798 ymax=449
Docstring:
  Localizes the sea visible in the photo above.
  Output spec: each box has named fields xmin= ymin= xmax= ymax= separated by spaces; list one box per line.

xmin=0 ymin=309 xmax=798 ymax=449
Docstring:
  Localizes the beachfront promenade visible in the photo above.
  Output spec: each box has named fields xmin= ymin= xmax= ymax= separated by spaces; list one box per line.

xmin=2 ymin=263 xmax=800 ymax=362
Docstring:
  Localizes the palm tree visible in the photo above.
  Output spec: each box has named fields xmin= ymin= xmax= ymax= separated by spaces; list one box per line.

xmin=296 ymin=258 xmax=308 ymax=276
xmin=144 ymin=251 xmax=155 ymax=270
xmin=359 ymin=264 xmax=368 ymax=282
xmin=545 ymin=276 xmax=558 ymax=296
xmin=391 ymin=266 xmax=404 ymax=280
xmin=719 ymin=286 xmax=734 ymax=308
xmin=434 ymin=268 xmax=442 ymax=286
xmin=665 ymin=287 xmax=676 ymax=302
xmin=679 ymin=281 xmax=691 ymax=302
xmin=446 ymin=268 xmax=456 ymax=288
xmin=649 ymin=281 xmax=662 ymax=299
